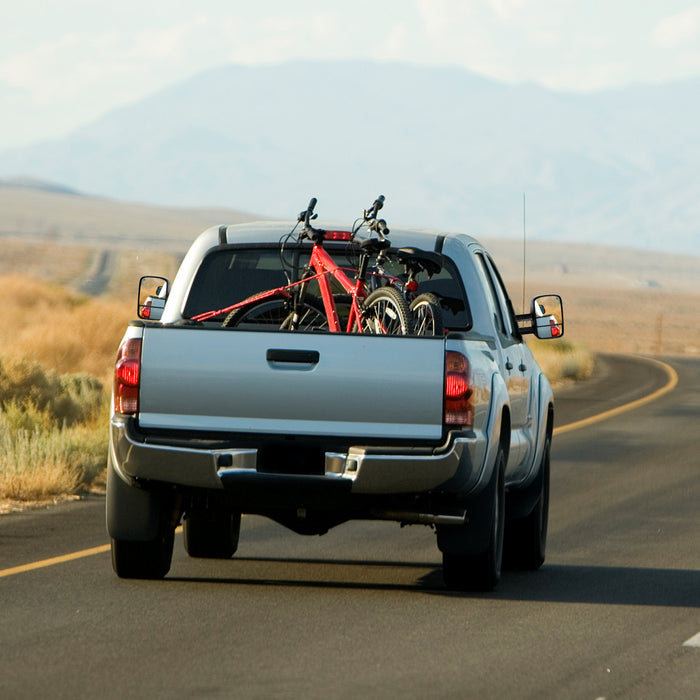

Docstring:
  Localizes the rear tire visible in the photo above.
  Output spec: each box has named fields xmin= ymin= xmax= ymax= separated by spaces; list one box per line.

xmin=410 ymin=293 xmax=444 ymax=336
xmin=107 ymin=459 xmax=176 ymax=580
xmin=360 ymin=286 xmax=413 ymax=335
xmin=111 ymin=516 xmax=175 ymax=580
xmin=442 ymin=446 xmax=506 ymax=592
xmin=184 ymin=509 xmax=241 ymax=559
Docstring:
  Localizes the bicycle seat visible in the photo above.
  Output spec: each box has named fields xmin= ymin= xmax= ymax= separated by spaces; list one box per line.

xmin=361 ymin=238 xmax=391 ymax=255
xmin=396 ymin=248 xmax=443 ymax=277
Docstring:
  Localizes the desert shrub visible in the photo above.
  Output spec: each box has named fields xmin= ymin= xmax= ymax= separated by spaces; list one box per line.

xmin=528 ymin=338 xmax=595 ymax=385
xmin=0 ymin=419 xmax=107 ymax=500
xmin=0 ymin=355 xmax=108 ymax=501
xmin=0 ymin=357 xmax=104 ymax=426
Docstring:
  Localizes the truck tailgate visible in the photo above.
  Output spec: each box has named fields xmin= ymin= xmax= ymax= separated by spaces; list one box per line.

xmin=139 ymin=328 xmax=446 ymax=441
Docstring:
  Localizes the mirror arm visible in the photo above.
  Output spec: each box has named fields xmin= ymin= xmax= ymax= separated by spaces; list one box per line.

xmin=515 ymin=313 xmax=534 ymax=334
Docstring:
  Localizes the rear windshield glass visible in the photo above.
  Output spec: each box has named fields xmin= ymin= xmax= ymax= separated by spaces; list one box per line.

xmin=183 ymin=244 xmax=471 ymax=331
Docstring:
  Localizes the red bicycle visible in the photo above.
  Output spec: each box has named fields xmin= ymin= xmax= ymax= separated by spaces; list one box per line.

xmin=193 ymin=197 xmax=413 ymax=334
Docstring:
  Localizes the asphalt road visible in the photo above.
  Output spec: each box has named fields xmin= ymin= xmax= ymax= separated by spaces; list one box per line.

xmin=1 ymin=354 xmax=698 ymax=699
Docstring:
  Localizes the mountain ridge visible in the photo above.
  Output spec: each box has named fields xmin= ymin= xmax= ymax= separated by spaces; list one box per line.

xmin=1 ymin=60 xmax=698 ymax=254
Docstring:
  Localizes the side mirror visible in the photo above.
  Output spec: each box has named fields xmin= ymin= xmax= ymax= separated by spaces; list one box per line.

xmin=517 ymin=294 xmax=564 ymax=339
xmin=138 ymin=276 xmax=170 ymax=320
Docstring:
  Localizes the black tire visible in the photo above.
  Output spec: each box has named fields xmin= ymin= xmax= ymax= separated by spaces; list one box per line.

xmin=280 ymin=296 xmax=329 ymax=331
xmin=410 ymin=293 xmax=444 ymax=336
xmin=184 ymin=509 xmax=241 ymax=559
xmin=222 ymin=294 xmax=292 ymax=328
xmin=223 ymin=294 xmax=330 ymax=331
xmin=442 ymin=446 xmax=506 ymax=592
xmin=111 ymin=518 xmax=175 ymax=580
xmin=359 ymin=286 xmax=413 ymax=335
xmin=503 ymin=437 xmax=550 ymax=570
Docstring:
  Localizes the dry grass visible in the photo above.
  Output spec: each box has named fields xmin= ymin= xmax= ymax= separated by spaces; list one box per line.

xmin=0 ymin=351 xmax=109 ymax=503
xmin=528 ymin=338 xmax=595 ymax=386
xmin=0 ymin=274 xmax=133 ymax=380
xmin=521 ymin=282 xmax=700 ymax=357
xmin=0 ymin=275 xmax=122 ymax=504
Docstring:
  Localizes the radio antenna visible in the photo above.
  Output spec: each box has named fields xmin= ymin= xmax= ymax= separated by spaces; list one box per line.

xmin=522 ymin=192 xmax=527 ymax=313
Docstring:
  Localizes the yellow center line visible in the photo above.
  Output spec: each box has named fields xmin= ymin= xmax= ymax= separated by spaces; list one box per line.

xmin=553 ymin=357 xmax=678 ymax=436
xmin=0 ymin=544 xmax=111 ymax=578
xmin=0 ymin=358 xmax=679 ymax=579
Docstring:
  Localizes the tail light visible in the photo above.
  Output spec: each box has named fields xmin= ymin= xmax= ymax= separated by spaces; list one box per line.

xmin=445 ymin=351 xmax=473 ymax=428
xmin=114 ymin=337 xmax=142 ymax=415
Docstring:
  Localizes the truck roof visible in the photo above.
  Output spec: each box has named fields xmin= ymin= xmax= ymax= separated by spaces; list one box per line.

xmin=190 ymin=221 xmax=482 ymax=251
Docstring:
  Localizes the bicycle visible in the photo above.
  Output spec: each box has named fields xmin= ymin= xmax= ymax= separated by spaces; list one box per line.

xmin=352 ymin=199 xmax=445 ymax=336
xmin=194 ymin=197 xmax=414 ymax=335
xmin=367 ymin=244 xmax=445 ymax=336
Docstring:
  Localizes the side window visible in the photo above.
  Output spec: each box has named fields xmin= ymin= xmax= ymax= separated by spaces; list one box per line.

xmin=474 ymin=253 xmax=508 ymax=336
xmin=483 ymin=254 xmax=521 ymax=341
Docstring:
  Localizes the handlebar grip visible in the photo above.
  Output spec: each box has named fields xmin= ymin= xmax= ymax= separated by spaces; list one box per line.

xmin=299 ymin=197 xmax=318 ymax=223
xmin=371 ymin=195 xmax=384 ymax=218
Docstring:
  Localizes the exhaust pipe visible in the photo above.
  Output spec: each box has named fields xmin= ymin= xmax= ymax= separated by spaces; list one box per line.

xmin=371 ymin=509 xmax=467 ymax=527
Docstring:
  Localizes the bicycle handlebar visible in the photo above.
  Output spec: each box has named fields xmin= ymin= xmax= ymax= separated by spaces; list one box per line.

xmin=297 ymin=196 xmax=326 ymax=242
xmin=363 ymin=195 xmax=384 ymax=222
xmin=298 ymin=197 xmax=318 ymax=224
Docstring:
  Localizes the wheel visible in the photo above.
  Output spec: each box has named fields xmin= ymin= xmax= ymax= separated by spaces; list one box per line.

xmin=410 ymin=293 xmax=444 ymax=336
xmin=184 ymin=509 xmax=241 ymax=559
xmin=223 ymin=294 xmax=329 ymax=331
xmin=359 ymin=286 xmax=413 ymax=335
xmin=280 ymin=296 xmax=329 ymax=331
xmin=107 ymin=458 xmax=176 ymax=579
xmin=222 ymin=294 xmax=292 ymax=328
xmin=442 ymin=446 xmax=506 ymax=592
xmin=503 ymin=436 xmax=550 ymax=570
xmin=111 ymin=529 xmax=175 ymax=580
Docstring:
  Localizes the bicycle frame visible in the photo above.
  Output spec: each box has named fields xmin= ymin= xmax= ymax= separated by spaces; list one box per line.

xmin=301 ymin=241 xmax=367 ymax=333
xmin=191 ymin=239 xmax=370 ymax=331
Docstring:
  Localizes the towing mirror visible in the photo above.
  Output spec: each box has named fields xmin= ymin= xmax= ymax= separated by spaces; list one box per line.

xmin=138 ymin=276 xmax=170 ymax=320
xmin=517 ymin=294 xmax=564 ymax=339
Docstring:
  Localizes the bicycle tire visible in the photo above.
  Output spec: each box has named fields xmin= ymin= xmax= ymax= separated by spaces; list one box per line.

xmin=410 ymin=292 xmax=444 ymax=336
xmin=222 ymin=293 xmax=292 ymax=328
xmin=280 ymin=296 xmax=329 ymax=331
xmin=359 ymin=286 xmax=413 ymax=335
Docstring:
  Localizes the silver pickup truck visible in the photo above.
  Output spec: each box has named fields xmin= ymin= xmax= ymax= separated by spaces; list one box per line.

xmin=107 ymin=211 xmax=564 ymax=591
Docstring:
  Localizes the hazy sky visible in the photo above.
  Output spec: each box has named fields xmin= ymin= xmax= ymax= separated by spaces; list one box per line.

xmin=2 ymin=1 xmax=700 ymax=150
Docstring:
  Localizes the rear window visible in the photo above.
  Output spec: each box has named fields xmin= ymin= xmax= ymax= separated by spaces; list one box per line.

xmin=183 ymin=244 xmax=471 ymax=331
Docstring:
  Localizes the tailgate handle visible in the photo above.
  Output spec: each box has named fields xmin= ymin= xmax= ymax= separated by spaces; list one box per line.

xmin=266 ymin=349 xmax=320 ymax=364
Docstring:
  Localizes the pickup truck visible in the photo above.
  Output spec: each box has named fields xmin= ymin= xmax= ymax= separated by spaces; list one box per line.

xmin=107 ymin=209 xmax=564 ymax=591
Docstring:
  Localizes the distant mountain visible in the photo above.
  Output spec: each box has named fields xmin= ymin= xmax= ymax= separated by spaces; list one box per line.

xmin=1 ymin=61 xmax=698 ymax=254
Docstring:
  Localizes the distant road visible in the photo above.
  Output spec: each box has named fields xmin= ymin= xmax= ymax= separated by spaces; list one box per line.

xmin=1 ymin=355 xmax=698 ymax=699
xmin=78 ymin=249 xmax=114 ymax=296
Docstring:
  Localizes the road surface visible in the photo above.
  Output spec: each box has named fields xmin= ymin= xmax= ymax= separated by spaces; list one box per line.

xmin=1 ymin=354 xmax=698 ymax=699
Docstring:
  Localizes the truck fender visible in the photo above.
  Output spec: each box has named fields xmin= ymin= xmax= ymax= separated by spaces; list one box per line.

xmin=481 ymin=371 xmax=511 ymax=484
xmin=506 ymin=373 xmax=554 ymax=519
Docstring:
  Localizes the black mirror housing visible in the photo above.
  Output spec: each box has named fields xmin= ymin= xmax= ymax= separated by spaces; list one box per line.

xmin=517 ymin=294 xmax=564 ymax=339
xmin=138 ymin=276 xmax=170 ymax=320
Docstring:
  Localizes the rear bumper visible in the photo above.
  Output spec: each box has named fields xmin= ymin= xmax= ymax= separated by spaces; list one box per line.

xmin=109 ymin=415 xmax=488 ymax=497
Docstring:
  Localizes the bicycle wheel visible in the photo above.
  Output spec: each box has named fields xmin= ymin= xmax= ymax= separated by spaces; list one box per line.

xmin=222 ymin=294 xmax=292 ymax=328
xmin=360 ymin=286 xmax=413 ymax=335
xmin=410 ymin=293 xmax=444 ymax=336
xmin=280 ymin=296 xmax=329 ymax=331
